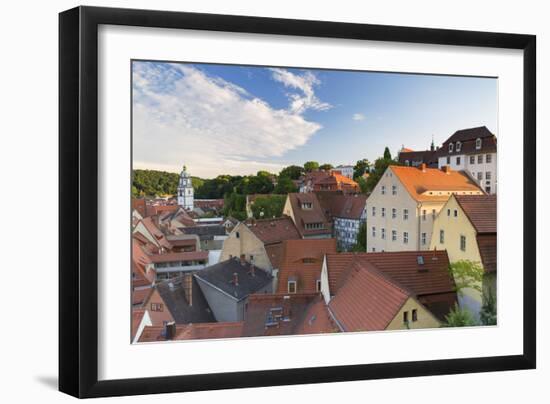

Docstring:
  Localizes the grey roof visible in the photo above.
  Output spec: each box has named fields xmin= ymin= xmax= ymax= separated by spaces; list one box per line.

xmin=156 ymin=276 xmax=216 ymax=324
xmin=180 ymin=225 xmax=226 ymax=240
xmin=195 ymin=258 xmax=273 ymax=301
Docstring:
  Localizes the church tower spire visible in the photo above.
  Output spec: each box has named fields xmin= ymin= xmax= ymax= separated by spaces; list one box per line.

xmin=177 ymin=164 xmax=194 ymax=211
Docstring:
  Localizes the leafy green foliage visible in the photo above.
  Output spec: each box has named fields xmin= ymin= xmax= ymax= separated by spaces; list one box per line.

xmin=353 ymin=159 xmax=371 ymax=180
xmin=303 ymin=161 xmax=320 ymax=172
xmin=240 ymin=174 xmax=274 ymax=195
xmin=223 ymin=193 xmax=247 ymax=221
xmin=448 ymin=260 xmax=485 ymax=296
xmin=132 ymin=169 xmax=179 ymax=197
xmin=274 ymin=176 xmax=298 ymax=194
xmin=364 ymin=151 xmax=401 ymax=193
xmin=443 ymin=304 xmax=478 ymax=327
xmin=319 ymin=163 xmax=334 ymax=171
xmin=480 ymin=287 xmax=497 ymax=325
xmin=250 ymin=195 xmax=287 ymax=219
xmin=351 ymin=221 xmax=367 ymax=252
xmin=356 ymin=176 xmax=369 ymax=194
xmin=383 ymin=146 xmax=392 ymax=160
xmin=279 ymin=165 xmax=304 ymax=180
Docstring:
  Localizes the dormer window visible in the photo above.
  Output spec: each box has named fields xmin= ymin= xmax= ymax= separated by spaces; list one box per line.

xmin=456 ymin=141 xmax=462 ymax=152
xmin=476 ymin=138 xmax=482 ymax=149
xmin=301 ymin=202 xmax=312 ymax=210
xmin=449 ymin=143 xmax=454 ymax=153
xmin=302 ymin=258 xmax=315 ymax=264
xmin=288 ymin=280 xmax=297 ymax=294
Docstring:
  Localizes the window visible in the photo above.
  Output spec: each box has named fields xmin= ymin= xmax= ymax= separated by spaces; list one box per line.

xmin=421 ymin=232 xmax=427 ymax=245
xmin=372 ymin=226 xmax=376 ymax=237
xmin=477 ymin=172 xmax=483 ymax=181
xmin=470 ymin=155 xmax=475 ymax=164
xmin=460 ymin=235 xmax=466 ymax=251
xmin=372 ymin=247 xmax=376 ymax=252
xmin=372 ymin=206 xmax=376 ymax=217
xmin=403 ymin=311 xmax=409 ymax=323
xmin=392 ymin=208 xmax=397 ymax=219
xmin=449 ymin=143 xmax=454 ymax=153
xmin=486 ymin=171 xmax=492 ymax=180
xmin=392 ymin=185 xmax=397 ymax=195
xmin=301 ymin=202 xmax=312 ymax=209
xmin=403 ymin=232 xmax=409 ymax=244
xmin=403 ymin=209 xmax=409 ymax=220
xmin=446 ymin=156 xmax=451 ymax=164
xmin=392 ymin=230 xmax=397 ymax=241
xmin=456 ymin=141 xmax=462 ymax=152
xmin=316 ymin=279 xmax=322 ymax=292
xmin=447 ymin=209 xmax=451 ymax=217
xmin=486 ymin=154 xmax=492 ymax=163
xmin=432 ymin=209 xmax=436 ymax=219
xmin=235 ymin=231 xmax=240 ymax=239
xmin=381 ymin=207 xmax=386 ymax=217
xmin=288 ymin=281 xmax=297 ymax=294
xmin=422 ymin=209 xmax=427 ymax=221
xmin=478 ymin=154 xmax=483 ymax=164
xmin=381 ymin=185 xmax=386 ymax=195
xmin=412 ymin=309 xmax=418 ymax=322
xmin=151 ymin=303 xmax=164 ymax=312
xmin=381 ymin=228 xmax=386 ymax=240
xmin=485 ymin=186 xmax=491 ymax=194
xmin=440 ymin=229 xmax=445 ymax=244
xmin=454 ymin=209 xmax=458 ymax=217
xmin=302 ymin=257 xmax=315 ymax=264
xmin=456 ymin=156 xmax=461 ymax=165
xmin=476 ymin=138 xmax=482 ymax=149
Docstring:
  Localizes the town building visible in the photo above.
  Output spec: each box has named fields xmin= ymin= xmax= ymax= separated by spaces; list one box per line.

xmin=177 ymin=165 xmax=194 ymax=210
xmin=194 ymin=257 xmax=273 ymax=322
xmin=220 ymin=216 xmax=300 ymax=282
xmin=276 ymin=238 xmax=337 ymax=294
xmin=366 ymin=164 xmax=484 ymax=252
xmin=334 ymin=165 xmax=354 ymax=179
xmin=430 ymin=194 xmax=496 ymax=318
xmin=313 ymin=172 xmax=359 ymax=194
xmin=179 ymin=225 xmax=227 ymax=251
xmin=299 ymin=170 xmax=330 ymax=193
xmin=397 ymin=139 xmax=438 ymax=168
xmin=316 ymin=192 xmax=368 ymax=250
xmin=149 ymin=251 xmax=209 ymax=281
xmin=283 ymin=193 xmax=333 ymax=239
xmin=322 ymin=250 xmax=457 ymax=325
xmin=436 ymin=126 xmax=497 ymax=194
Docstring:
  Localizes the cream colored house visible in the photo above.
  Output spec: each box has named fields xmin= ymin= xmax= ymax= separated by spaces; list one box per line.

xmin=366 ymin=164 xmax=484 ymax=253
xmin=430 ymin=194 xmax=496 ymax=318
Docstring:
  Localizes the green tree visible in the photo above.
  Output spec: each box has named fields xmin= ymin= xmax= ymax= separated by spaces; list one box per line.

xmin=356 ymin=176 xmax=369 ymax=194
xmin=274 ymin=176 xmax=298 ymax=194
xmin=353 ymin=159 xmax=371 ymax=179
xmin=223 ymin=193 xmax=247 ymax=221
xmin=351 ymin=221 xmax=367 ymax=252
xmin=364 ymin=151 xmax=400 ymax=193
xmin=448 ymin=260 xmax=484 ymax=296
xmin=443 ymin=304 xmax=478 ymax=327
xmin=480 ymin=288 xmax=497 ymax=325
xmin=279 ymin=165 xmax=304 ymax=180
xmin=319 ymin=163 xmax=334 ymax=171
xmin=250 ymin=195 xmax=287 ymax=219
xmin=132 ymin=169 xmax=180 ymax=197
xmin=303 ymin=161 xmax=320 ymax=172
xmin=383 ymin=146 xmax=392 ymax=160
xmin=241 ymin=175 xmax=274 ymax=195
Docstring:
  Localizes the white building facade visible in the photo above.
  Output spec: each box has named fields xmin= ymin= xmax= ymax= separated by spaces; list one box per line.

xmin=177 ymin=165 xmax=194 ymax=210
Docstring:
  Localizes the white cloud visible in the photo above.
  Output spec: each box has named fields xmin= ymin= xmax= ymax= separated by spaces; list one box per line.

xmin=132 ymin=63 xmax=324 ymax=177
xmin=269 ymin=68 xmax=332 ymax=114
xmin=352 ymin=113 xmax=366 ymax=121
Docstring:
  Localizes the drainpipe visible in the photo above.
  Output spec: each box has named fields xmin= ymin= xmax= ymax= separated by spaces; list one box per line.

xmin=417 ymin=202 xmax=422 ymax=250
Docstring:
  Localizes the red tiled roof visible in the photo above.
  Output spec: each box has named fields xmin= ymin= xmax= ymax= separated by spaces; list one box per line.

xmin=390 ymin=165 xmax=483 ymax=202
xmin=131 ymin=308 xmax=147 ymax=339
xmin=148 ymin=251 xmax=208 ymax=263
xmin=132 ymin=288 xmax=152 ymax=306
xmin=477 ymin=234 xmax=497 ymax=273
xmin=276 ymin=239 xmax=337 ymax=294
xmin=328 ymin=260 xmax=410 ymax=332
xmin=265 ymin=243 xmax=284 ymax=269
xmin=141 ymin=217 xmax=172 ymax=250
xmin=326 ymin=250 xmax=455 ymax=296
xmin=167 ymin=238 xmax=198 ymax=248
xmin=138 ymin=322 xmax=244 ymax=342
xmin=454 ymin=194 xmax=497 ymax=234
xmin=245 ymin=216 xmax=300 ymax=245
xmin=316 ymin=192 xmax=367 ymax=220
xmin=286 ymin=193 xmax=332 ymax=237
xmin=294 ymin=295 xmax=339 ymax=335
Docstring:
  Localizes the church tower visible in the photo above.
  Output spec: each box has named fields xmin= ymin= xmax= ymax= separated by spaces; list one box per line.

xmin=177 ymin=165 xmax=194 ymax=211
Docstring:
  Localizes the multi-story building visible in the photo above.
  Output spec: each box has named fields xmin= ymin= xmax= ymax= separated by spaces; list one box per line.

xmin=366 ymin=164 xmax=484 ymax=253
xmin=283 ymin=193 xmax=333 ymax=239
xmin=334 ymin=165 xmax=354 ymax=179
xmin=436 ymin=126 xmax=497 ymax=194
xmin=177 ymin=165 xmax=194 ymax=210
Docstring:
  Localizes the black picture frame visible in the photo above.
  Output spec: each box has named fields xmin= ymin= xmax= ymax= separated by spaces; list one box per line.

xmin=59 ymin=5 xmax=536 ymax=399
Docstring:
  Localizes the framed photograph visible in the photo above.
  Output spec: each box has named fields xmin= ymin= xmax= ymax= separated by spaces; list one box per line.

xmin=59 ymin=6 xmax=536 ymax=398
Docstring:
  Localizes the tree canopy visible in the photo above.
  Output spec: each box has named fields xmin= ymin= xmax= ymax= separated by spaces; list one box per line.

xmin=279 ymin=165 xmax=304 ymax=180
xmin=303 ymin=161 xmax=320 ymax=172
xmin=353 ymin=159 xmax=371 ymax=180
xmin=319 ymin=163 xmax=334 ymax=171
xmin=250 ymin=195 xmax=287 ymax=219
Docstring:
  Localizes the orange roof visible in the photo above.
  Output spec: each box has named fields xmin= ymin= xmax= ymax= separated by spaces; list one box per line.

xmin=138 ymin=322 xmax=244 ymax=342
xmin=276 ymin=238 xmax=337 ymax=294
xmin=131 ymin=308 xmax=147 ymax=340
xmin=294 ymin=295 xmax=339 ymax=335
xmin=328 ymin=260 xmax=410 ymax=331
xmin=390 ymin=165 xmax=483 ymax=202
xmin=244 ymin=216 xmax=300 ymax=245
xmin=401 ymin=147 xmax=414 ymax=152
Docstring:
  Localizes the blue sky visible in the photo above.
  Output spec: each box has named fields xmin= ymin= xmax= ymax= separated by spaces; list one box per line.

xmin=132 ymin=60 xmax=496 ymax=178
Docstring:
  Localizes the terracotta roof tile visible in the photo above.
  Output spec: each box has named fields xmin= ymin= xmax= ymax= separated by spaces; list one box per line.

xmin=455 ymin=194 xmax=497 ymax=234
xmin=316 ymin=192 xmax=367 ymax=220
xmin=286 ymin=193 xmax=332 ymax=237
xmin=390 ymin=165 xmax=483 ymax=202
xmin=477 ymin=234 xmax=497 ymax=273
xmin=138 ymin=322 xmax=244 ymax=342
xmin=244 ymin=216 xmax=300 ymax=245
xmin=132 ymin=308 xmax=147 ymax=339
xmin=294 ymin=295 xmax=339 ymax=335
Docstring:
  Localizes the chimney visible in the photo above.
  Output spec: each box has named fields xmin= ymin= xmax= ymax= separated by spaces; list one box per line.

xmin=232 ymin=272 xmax=239 ymax=286
xmin=183 ymin=273 xmax=193 ymax=307
xmin=164 ymin=321 xmax=176 ymax=340
xmin=442 ymin=165 xmax=451 ymax=174
xmin=249 ymin=264 xmax=255 ymax=277
xmin=419 ymin=163 xmax=427 ymax=172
